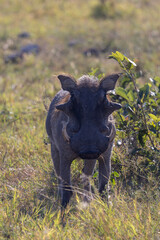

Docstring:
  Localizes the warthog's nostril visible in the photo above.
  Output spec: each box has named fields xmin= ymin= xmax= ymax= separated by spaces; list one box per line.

xmin=79 ymin=150 xmax=101 ymax=159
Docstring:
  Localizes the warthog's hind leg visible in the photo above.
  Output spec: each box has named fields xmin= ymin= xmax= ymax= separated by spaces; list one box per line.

xmin=60 ymin=155 xmax=73 ymax=208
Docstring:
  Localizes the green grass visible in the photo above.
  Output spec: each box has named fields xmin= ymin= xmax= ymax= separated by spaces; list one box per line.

xmin=1 ymin=187 xmax=159 ymax=239
xmin=0 ymin=0 xmax=160 ymax=239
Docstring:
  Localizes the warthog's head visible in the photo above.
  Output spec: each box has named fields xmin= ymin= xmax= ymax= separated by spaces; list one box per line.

xmin=56 ymin=74 xmax=121 ymax=159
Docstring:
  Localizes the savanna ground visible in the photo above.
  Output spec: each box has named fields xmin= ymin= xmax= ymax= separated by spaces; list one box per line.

xmin=0 ymin=0 xmax=160 ymax=239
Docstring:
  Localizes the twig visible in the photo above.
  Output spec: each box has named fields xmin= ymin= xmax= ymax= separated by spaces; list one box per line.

xmin=2 ymin=151 xmax=7 ymax=163
xmin=0 ymin=117 xmax=21 ymax=134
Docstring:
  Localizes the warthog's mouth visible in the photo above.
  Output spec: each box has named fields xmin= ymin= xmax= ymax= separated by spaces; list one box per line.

xmin=79 ymin=150 xmax=101 ymax=159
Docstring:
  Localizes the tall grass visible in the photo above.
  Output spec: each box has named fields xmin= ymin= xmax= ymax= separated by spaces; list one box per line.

xmin=0 ymin=0 xmax=160 ymax=239
xmin=1 ymin=187 xmax=159 ymax=239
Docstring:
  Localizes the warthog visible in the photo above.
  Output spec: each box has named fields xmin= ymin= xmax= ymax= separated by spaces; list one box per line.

xmin=46 ymin=74 xmax=121 ymax=207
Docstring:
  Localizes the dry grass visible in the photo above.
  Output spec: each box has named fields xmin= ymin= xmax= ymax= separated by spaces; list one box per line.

xmin=0 ymin=0 xmax=160 ymax=239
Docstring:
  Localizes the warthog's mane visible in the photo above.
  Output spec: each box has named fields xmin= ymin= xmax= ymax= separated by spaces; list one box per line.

xmin=77 ymin=75 xmax=99 ymax=89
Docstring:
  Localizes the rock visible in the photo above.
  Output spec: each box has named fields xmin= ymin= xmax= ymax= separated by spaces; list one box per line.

xmin=20 ymin=44 xmax=40 ymax=55
xmin=18 ymin=32 xmax=31 ymax=38
xmin=4 ymin=52 xmax=23 ymax=64
xmin=68 ymin=39 xmax=81 ymax=47
xmin=83 ymin=48 xmax=99 ymax=57
xmin=4 ymin=43 xmax=40 ymax=64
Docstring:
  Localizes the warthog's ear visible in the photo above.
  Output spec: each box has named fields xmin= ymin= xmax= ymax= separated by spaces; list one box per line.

xmin=100 ymin=74 xmax=120 ymax=91
xmin=108 ymin=102 xmax=122 ymax=112
xmin=58 ymin=75 xmax=77 ymax=92
xmin=104 ymin=101 xmax=122 ymax=115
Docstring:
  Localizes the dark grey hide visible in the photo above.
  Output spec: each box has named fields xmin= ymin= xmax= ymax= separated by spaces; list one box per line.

xmin=46 ymin=74 xmax=121 ymax=207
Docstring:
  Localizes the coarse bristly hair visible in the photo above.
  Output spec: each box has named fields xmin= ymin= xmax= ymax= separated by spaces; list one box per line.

xmin=77 ymin=75 xmax=99 ymax=89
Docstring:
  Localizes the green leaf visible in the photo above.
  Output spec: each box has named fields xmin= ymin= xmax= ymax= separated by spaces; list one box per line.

xmin=115 ymin=87 xmax=129 ymax=101
xmin=111 ymin=178 xmax=116 ymax=186
xmin=139 ymin=83 xmax=150 ymax=101
xmin=113 ymin=171 xmax=120 ymax=177
xmin=138 ymin=129 xmax=148 ymax=147
xmin=93 ymin=172 xmax=98 ymax=178
xmin=117 ymin=113 xmax=125 ymax=122
xmin=98 ymin=73 xmax=105 ymax=79
xmin=148 ymin=114 xmax=159 ymax=122
xmin=154 ymin=76 xmax=160 ymax=84
xmin=116 ymin=51 xmax=125 ymax=61
xmin=127 ymin=90 xmax=135 ymax=102
xmin=120 ymin=75 xmax=131 ymax=88
xmin=109 ymin=51 xmax=125 ymax=62
xmin=109 ymin=52 xmax=136 ymax=70
xmin=88 ymin=67 xmax=99 ymax=76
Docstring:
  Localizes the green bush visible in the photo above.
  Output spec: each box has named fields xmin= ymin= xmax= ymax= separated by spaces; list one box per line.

xmin=90 ymin=52 xmax=160 ymax=191
xmin=110 ymin=52 xmax=160 ymax=189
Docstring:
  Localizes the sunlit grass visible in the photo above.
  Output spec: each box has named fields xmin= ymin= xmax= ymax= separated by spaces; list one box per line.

xmin=0 ymin=0 xmax=160 ymax=239
xmin=0 ymin=187 xmax=159 ymax=239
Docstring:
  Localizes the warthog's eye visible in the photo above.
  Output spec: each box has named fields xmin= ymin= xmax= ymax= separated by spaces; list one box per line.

xmin=98 ymin=90 xmax=106 ymax=105
xmin=71 ymin=90 xmax=80 ymax=102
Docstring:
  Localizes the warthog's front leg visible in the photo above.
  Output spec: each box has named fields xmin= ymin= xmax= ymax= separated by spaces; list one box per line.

xmin=98 ymin=143 xmax=113 ymax=194
xmin=81 ymin=159 xmax=96 ymax=202
xmin=51 ymin=142 xmax=60 ymax=175
xmin=51 ymin=143 xmax=61 ymax=196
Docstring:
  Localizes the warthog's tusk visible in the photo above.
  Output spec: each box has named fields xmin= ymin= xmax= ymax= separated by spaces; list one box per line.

xmin=62 ymin=121 xmax=70 ymax=142
xmin=107 ymin=123 xmax=116 ymax=143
